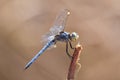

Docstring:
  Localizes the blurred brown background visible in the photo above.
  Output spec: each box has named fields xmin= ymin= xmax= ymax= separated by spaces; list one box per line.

xmin=0 ymin=0 xmax=120 ymax=80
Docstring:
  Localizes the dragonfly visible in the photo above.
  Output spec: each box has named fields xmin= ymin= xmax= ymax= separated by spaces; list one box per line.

xmin=25 ymin=9 xmax=79 ymax=70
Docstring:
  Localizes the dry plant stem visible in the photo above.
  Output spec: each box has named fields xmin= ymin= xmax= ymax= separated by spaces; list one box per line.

xmin=67 ymin=44 xmax=83 ymax=80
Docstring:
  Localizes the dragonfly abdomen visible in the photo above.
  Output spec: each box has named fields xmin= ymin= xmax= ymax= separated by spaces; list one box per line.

xmin=25 ymin=40 xmax=55 ymax=69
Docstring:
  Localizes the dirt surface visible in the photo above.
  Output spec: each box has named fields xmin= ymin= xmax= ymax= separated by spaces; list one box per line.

xmin=0 ymin=0 xmax=120 ymax=80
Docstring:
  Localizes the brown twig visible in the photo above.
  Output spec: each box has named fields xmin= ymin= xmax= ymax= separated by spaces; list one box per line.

xmin=67 ymin=44 xmax=83 ymax=80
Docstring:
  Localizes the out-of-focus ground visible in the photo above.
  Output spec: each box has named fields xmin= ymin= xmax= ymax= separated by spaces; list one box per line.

xmin=0 ymin=0 xmax=120 ymax=80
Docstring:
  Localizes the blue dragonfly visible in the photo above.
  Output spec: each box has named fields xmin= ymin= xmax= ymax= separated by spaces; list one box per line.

xmin=25 ymin=9 xmax=79 ymax=69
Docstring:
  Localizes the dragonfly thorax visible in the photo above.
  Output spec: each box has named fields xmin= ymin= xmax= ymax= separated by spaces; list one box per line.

xmin=55 ymin=31 xmax=70 ymax=42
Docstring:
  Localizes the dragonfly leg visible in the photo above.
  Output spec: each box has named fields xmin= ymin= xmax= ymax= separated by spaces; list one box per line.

xmin=68 ymin=40 xmax=75 ymax=49
xmin=66 ymin=42 xmax=73 ymax=58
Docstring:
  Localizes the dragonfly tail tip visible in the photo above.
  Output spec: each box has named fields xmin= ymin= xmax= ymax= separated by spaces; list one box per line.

xmin=24 ymin=66 xmax=28 ymax=70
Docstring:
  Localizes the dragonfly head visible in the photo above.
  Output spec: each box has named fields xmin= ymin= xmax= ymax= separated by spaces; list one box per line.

xmin=69 ymin=32 xmax=79 ymax=41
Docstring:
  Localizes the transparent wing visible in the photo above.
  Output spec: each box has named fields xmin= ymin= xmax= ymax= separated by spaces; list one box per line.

xmin=41 ymin=9 xmax=70 ymax=45
xmin=41 ymin=34 xmax=55 ymax=46
xmin=50 ymin=9 xmax=70 ymax=36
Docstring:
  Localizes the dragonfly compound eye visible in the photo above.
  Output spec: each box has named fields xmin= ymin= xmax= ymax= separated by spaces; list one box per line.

xmin=70 ymin=32 xmax=79 ymax=41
